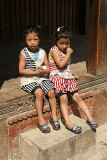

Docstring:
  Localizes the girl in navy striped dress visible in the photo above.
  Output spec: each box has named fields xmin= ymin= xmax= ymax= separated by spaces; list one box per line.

xmin=19 ymin=25 xmax=60 ymax=133
xmin=48 ymin=27 xmax=98 ymax=134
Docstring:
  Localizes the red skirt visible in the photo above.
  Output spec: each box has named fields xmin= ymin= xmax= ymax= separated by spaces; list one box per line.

xmin=51 ymin=75 xmax=78 ymax=94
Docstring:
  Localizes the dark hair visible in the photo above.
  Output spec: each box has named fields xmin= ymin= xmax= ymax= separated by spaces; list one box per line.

xmin=23 ymin=25 xmax=41 ymax=42
xmin=55 ymin=27 xmax=72 ymax=41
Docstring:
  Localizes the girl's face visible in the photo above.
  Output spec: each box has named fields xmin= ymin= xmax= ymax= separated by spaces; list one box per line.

xmin=56 ymin=37 xmax=70 ymax=53
xmin=25 ymin=32 xmax=40 ymax=53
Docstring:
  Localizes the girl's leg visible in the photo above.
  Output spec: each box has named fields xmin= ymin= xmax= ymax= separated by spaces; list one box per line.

xmin=72 ymin=92 xmax=94 ymax=122
xmin=47 ymin=89 xmax=58 ymax=121
xmin=60 ymin=94 xmax=74 ymax=129
xmin=34 ymin=88 xmax=46 ymax=125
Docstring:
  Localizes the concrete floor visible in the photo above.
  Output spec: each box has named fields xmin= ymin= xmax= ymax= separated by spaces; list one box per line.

xmin=87 ymin=123 xmax=107 ymax=160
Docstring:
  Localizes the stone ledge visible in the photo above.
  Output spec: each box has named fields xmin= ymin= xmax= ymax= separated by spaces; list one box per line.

xmin=0 ymin=74 xmax=107 ymax=121
xmin=0 ymin=89 xmax=94 ymax=119
xmin=7 ymin=90 xmax=94 ymax=125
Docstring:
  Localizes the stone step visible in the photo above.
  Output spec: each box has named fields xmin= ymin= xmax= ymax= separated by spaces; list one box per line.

xmin=19 ymin=115 xmax=96 ymax=160
xmin=87 ymin=123 xmax=107 ymax=160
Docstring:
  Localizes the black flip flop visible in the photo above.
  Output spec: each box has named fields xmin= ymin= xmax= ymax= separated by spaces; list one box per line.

xmin=50 ymin=117 xmax=60 ymax=130
xmin=36 ymin=119 xmax=51 ymax=133
xmin=66 ymin=124 xmax=82 ymax=134
xmin=86 ymin=121 xmax=98 ymax=129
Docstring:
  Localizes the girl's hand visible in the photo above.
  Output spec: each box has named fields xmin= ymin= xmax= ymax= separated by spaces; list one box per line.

xmin=66 ymin=47 xmax=73 ymax=55
xmin=73 ymin=75 xmax=79 ymax=80
xmin=38 ymin=66 xmax=47 ymax=75
xmin=51 ymin=47 xmax=73 ymax=68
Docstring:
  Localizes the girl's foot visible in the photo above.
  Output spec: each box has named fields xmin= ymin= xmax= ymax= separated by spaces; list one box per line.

xmin=37 ymin=117 xmax=46 ymax=126
xmin=86 ymin=120 xmax=98 ymax=129
xmin=36 ymin=119 xmax=51 ymax=133
xmin=66 ymin=122 xmax=82 ymax=134
xmin=66 ymin=124 xmax=82 ymax=134
xmin=50 ymin=117 xmax=60 ymax=130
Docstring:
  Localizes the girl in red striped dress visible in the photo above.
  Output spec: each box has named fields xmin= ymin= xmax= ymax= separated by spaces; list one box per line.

xmin=48 ymin=27 xmax=98 ymax=134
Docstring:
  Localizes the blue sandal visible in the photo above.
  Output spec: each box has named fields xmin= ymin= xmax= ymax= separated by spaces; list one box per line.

xmin=66 ymin=124 xmax=82 ymax=134
xmin=50 ymin=117 xmax=60 ymax=130
xmin=86 ymin=121 xmax=98 ymax=129
xmin=36 ymin=119 xmax=51 ymax=133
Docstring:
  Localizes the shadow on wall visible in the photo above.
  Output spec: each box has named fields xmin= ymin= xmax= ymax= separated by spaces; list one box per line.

xmin=0 ymin=34 xmax=88 ymax=89
xmin=0 ymin=42 xmax=21 ymax=89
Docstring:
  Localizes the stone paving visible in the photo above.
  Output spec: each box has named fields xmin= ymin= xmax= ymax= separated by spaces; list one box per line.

xmin=87 ymin=123 xmax=107 ymax=160
xmin=20 ymin=115 xmax=96 ymax=160
xmin=19 ymin=115 xmax=107 ymax=160
xmin=67 ymin=122 xmax=107 ymax=160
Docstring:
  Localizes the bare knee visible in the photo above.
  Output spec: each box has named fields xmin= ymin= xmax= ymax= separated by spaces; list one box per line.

xmin=60 ymin=94 xmax=68 ymax=104
xmin=72 ymin=93 xmax=82 ymax=102
xmin=48 ymin=89 xmax=55 ymax=97
xmin=34 ymin=89 xmax=44 ymax=99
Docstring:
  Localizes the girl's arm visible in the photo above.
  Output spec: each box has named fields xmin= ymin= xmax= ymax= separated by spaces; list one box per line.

xmin=51 ymin=47 xmax=73 ymax=68
xmin=39 ymin=52 xmax=50 ymax=74
xmin=19 ymin=53 xmax=41 ymax=76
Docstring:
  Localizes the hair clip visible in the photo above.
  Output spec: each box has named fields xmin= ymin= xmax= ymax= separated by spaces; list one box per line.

xmin=57 ymin=26 xmax=64 ymax=32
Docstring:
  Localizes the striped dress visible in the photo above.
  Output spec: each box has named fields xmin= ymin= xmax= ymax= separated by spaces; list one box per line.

xmin=20 ymin=47 xmax=54 ymax=95
xmin=48 ymin=45 xmax=78 ymax=94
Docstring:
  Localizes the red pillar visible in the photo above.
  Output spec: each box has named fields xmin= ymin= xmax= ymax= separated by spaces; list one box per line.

xmin=88 ymin=0 xmax=107 ymax=75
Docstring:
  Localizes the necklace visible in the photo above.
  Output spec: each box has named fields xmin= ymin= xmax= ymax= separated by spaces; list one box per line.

xmin=31 ymin=52 xmax=39 ymax=61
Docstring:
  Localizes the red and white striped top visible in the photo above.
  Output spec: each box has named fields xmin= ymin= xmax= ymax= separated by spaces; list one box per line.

xmin=48 ymin=45 xmax=73 ymax=80
xmin=48 ymin=45 xmax=67 ymax=72
xmin=48 ymin=45 xmax=77 ymax=94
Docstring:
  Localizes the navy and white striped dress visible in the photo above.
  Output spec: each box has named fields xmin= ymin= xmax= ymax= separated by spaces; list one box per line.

xmin=20 ymin=47 xmax=54 ymax=95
